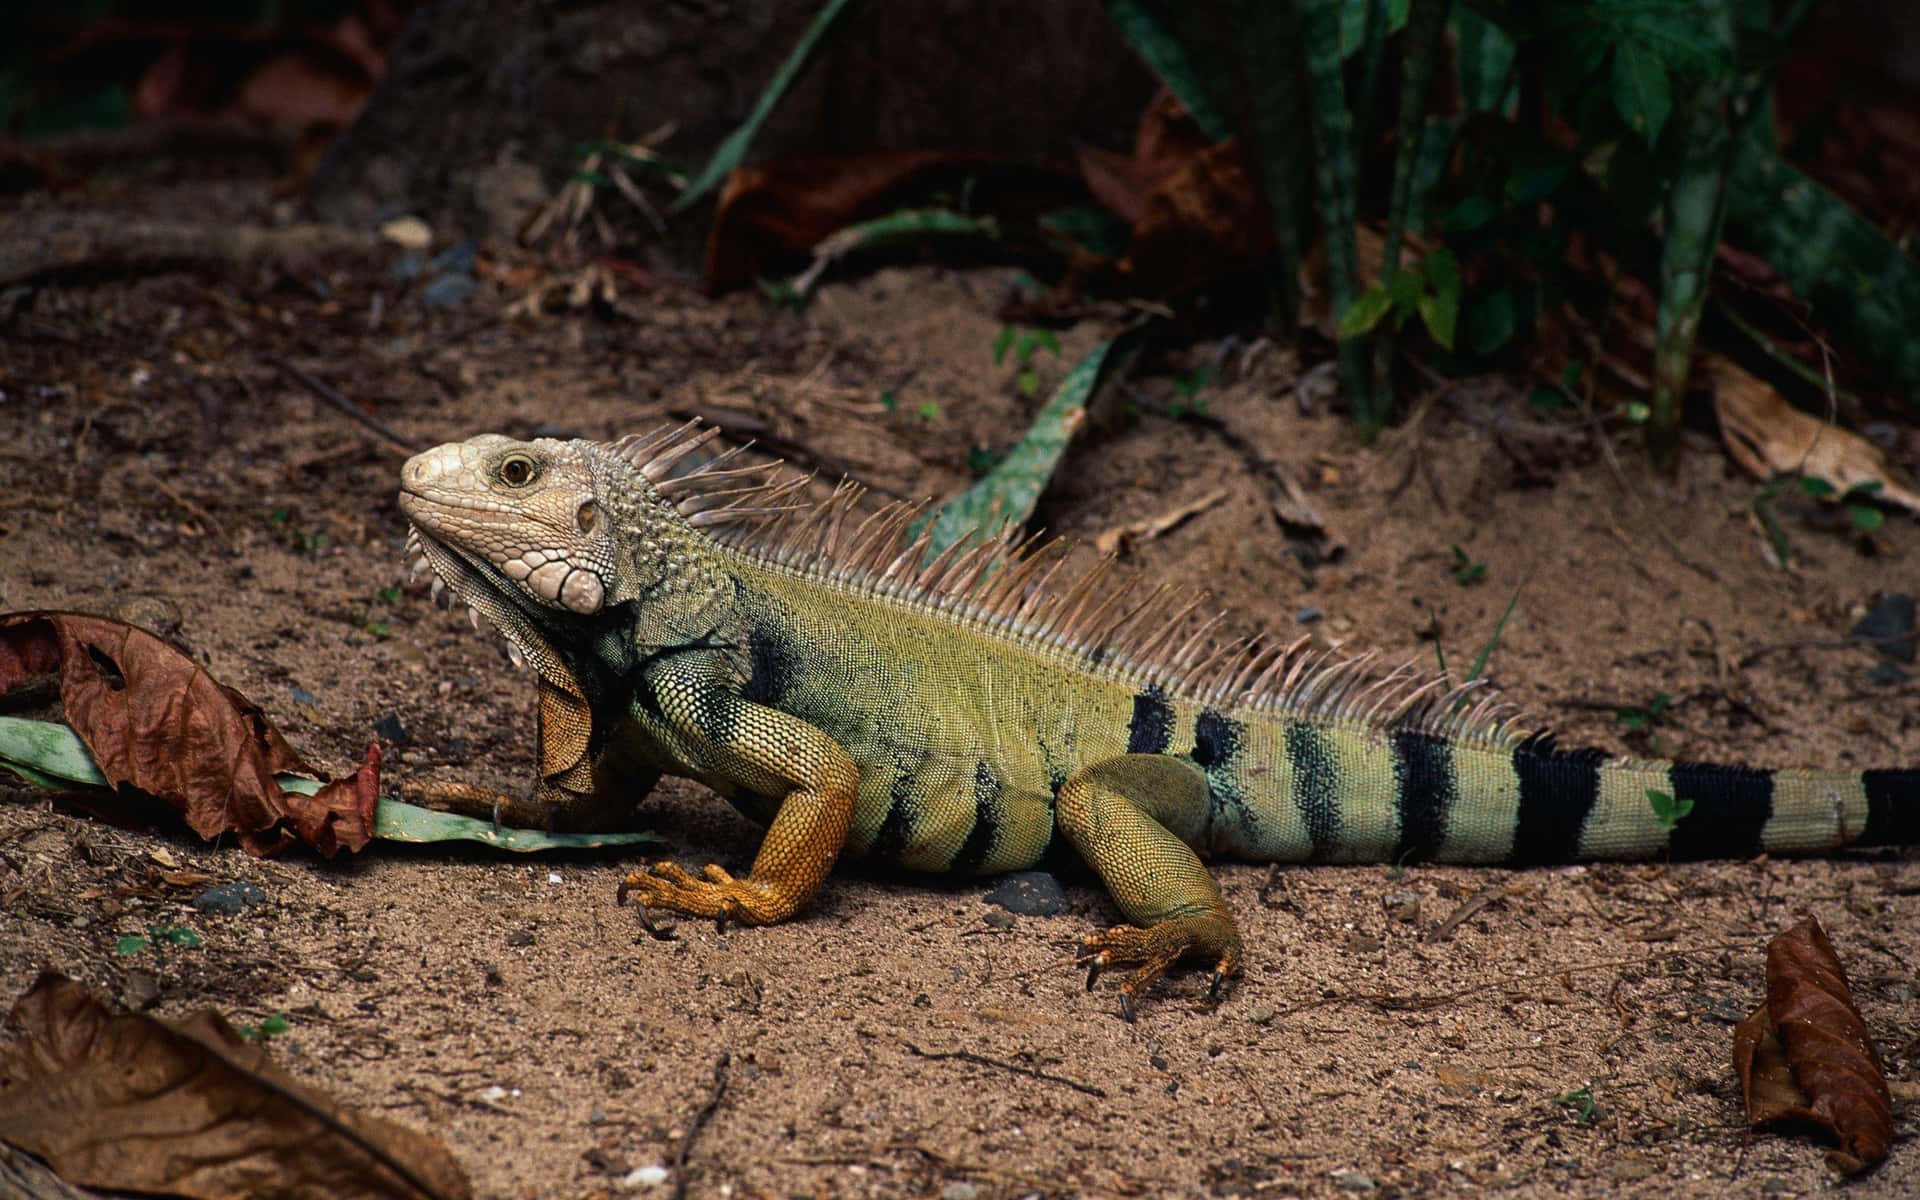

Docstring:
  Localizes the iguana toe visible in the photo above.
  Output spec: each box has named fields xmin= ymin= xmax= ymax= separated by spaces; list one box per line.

xmin=1077 ymin=915 xmax=1244 ymax=1017
xmin=618 ymin=860 xmax=790 ymax=926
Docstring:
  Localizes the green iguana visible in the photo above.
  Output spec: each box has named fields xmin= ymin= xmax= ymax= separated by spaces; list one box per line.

xmin=398 ymin=423 xmax=1917 ymax=1017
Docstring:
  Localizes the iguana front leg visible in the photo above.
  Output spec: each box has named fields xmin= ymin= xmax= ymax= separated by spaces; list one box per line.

xmin=618 ymin=658 xmax=859 ymax=927
xmin=409 ymin=670 xmax=648 ymax=830
xmin=1055 ymin=754 xmax=1244 ymax=1019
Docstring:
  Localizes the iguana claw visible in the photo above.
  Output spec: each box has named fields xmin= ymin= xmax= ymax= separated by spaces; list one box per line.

xmin=616 ymin=877 xmax=680 ymax=940
xmin=636 ymin=906 xmax=679 ymax=941
xmin=1081 ymin=950 xmax=1108 ymax=992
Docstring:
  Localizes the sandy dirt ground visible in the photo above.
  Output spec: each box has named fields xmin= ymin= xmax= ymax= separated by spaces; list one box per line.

xmin=1 ymin=173 xmax=1916 ymax=1199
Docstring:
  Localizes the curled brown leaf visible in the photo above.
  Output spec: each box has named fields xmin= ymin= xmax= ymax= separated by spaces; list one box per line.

xmin=0 ymin=972 xmax=470 ymax=1200
xmin=1732 ymin=915 xmax=1892 ymax=1174
xmin=0 ymin=611 xmax=378 ymax=856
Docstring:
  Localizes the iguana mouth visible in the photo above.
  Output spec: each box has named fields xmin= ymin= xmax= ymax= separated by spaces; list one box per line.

xmin=404 ymin=524 xmax=551 ymax=675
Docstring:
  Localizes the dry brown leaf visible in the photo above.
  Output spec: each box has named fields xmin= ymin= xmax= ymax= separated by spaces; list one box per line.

xmin=1711 ymin=357 xmax=1920 ymax=514
xmin=1732 ymin=915 xmax=1893 ymax=1174
xmin=1072 ymin=90 xmax=1269 ymax=298
xmin=0 ymin=611 xmax=378 ymax=857
xmin=1074 ymin=89 xmax=1213 ymax=229
xmin=0 ymin=972 xmax=470 ymax=1200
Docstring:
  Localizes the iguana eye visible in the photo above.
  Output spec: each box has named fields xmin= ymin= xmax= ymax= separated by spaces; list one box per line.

xmin=576 ymin=500 xmax=598 ymax=532
xmin=500 ymin=455 xmax=537 ymax=486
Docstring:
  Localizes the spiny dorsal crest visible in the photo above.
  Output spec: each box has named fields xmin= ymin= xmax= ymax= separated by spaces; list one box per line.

xmin=604 ymin=420 xmax=1521 ymax=744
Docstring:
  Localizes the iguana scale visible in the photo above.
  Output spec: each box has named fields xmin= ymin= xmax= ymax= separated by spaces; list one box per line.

xmin=398 ymin=424 xmax=1918 ymax=1016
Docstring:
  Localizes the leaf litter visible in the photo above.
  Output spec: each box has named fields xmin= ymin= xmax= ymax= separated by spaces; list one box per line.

xmin=0 ymin=971 xmax=470 ymax=1200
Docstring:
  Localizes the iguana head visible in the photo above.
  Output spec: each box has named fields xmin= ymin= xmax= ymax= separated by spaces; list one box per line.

xmin=399 ymin=433 xmax=730 ymax=683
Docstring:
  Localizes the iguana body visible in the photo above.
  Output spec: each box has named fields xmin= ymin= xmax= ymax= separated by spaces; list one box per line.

xmin=398 ymin=425 xmax=1918 ymax=1015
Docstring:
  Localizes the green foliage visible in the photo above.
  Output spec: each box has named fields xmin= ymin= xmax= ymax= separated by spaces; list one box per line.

xmin=1754 ymin=475 xmax=1888 ymax=564
xmin=1464 ymin=581 xmax=1524 ymax=684
xmin=994 ymin=325 xmax=1062 ymax=399
xmin=1339 ymin=248 xmax=1462 ymax=351
xmin=1102 ymin=0 xmax=1920 ymax=446
xmin=702 ymin=0 xmax=1919 ymax=445
xmin=1173 ymin=364 xmax=1213 ymax=399
xmin=754 ymin=277 xmax=805 ymax=313
xmin=1794 ymin=476 xmax=1887 ymax=532
xmin=1554 ymin=1082 xmax=1600 ymax=1123
xmin=1448 ymin=544 xmax=1487 ymax=586
xmin=1614 ymin=692 xmax=1672 ymax=734
xmin=115 ymin=925 xmax=203 ymax=958
xmin=240 ymin=1013 xmax=293 ymax=1042
xmin=1645 ymin=788 xmax=1695 ymax=830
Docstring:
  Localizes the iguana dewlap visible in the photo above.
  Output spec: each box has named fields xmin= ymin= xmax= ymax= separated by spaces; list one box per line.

xmin=398 ymin=424 xmax=1917 ymax=1017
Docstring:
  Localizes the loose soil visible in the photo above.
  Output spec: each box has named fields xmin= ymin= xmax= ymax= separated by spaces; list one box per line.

xmin=1 ymin=171 xmax=1916 ymax=1200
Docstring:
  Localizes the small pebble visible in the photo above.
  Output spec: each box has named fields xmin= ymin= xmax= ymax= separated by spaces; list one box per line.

xmin=506 ymin=929 xmax=535 ymax=947
xmin=983 ymin=870 xmax=1070 ymax=917
xmin=420 ymin=273 xmax=477 ymax=310
xmin=619 ymin=1164 xmax=669 ymax=1189
xmin=380 ymin=216 xmax=433 ymax=250
xmin=289 ymin=686 xmax=319 ymax=706
xmin=1295 ymin=606 xmax=1323 ymax=624
xmin=1331 ymin=1169 xmax=1376 ymax=1191
xmin=940 ymin=1183 xmax=980 ymax=1200
xmin=1852 ymin=594 xmax=1915 ymax=663
xmin=192 ymin=881 xmax=266 ymax=915
xmin=1382 ymin=889 xmax=1421 ymax=922
xmin=428 ymin=239 xmax=477 ymax=276
xmin=372 ymin=713 xmax=408 ymax=744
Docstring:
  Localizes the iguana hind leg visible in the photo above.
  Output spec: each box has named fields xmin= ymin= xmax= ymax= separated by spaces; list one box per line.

xmin=1055 ymin=754 xmax=1243 ymax=1020
xmin=619 ymin=662 xmax=859 ymax=927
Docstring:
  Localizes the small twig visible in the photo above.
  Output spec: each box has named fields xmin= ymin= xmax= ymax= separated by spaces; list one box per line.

xmin=902 ymin=1042 xmax=1106 ymax=1097
xmin=1425 ymin=885 xmax=1509 ymax=943
xmin=1229 ymin=1061 xmax=1281 ymax=1129
xmin=61 ymin=407 xmax=98 ymax=526
xmin=131 ymin=463 xmax=233 ymax=550
xmin=669 ymin=1052 xmax=731 ymax=1200
xmin=270 ymin=355 xmax=416 ymax=456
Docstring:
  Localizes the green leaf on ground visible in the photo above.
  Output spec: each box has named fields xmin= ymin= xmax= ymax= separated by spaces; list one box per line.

xmin=917 ymin=331 xmax=1137 ymax=556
